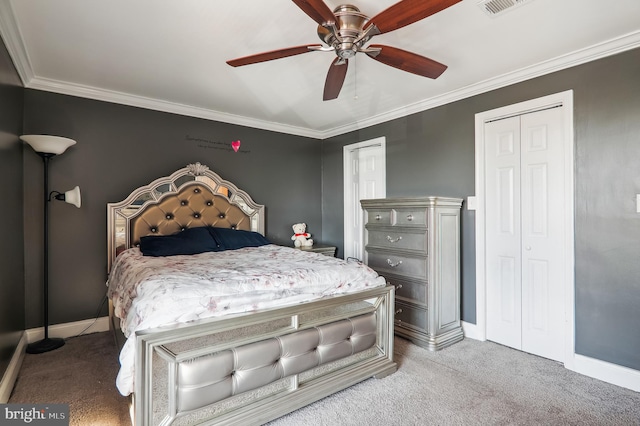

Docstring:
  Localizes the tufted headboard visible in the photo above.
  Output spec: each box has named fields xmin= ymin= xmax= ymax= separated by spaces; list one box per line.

xmin=107 ymin=163 xmax=265 ymax=273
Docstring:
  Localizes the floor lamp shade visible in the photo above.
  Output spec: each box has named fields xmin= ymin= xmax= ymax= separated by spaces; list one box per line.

xmin=20 ymin=134 xmax=76 ymax=155
xmin=21 ymin=134 xmax=79 ymax=354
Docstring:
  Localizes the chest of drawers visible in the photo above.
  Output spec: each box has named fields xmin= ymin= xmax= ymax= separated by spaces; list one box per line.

xmin=361 ymin=197 xmax=463 ymax=350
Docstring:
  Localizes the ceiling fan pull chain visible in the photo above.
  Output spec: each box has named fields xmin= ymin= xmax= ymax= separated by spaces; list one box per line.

xmin=354 ymin=56 xmax=358 ymax=101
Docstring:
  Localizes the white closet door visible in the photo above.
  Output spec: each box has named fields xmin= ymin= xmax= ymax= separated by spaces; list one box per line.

xmin=520 ymin=108 xmax=565 ymax=361
xmin=485 ymin=107 xmax=566 ymax=362
xmin=485 ymin=116 xmax=523 ymax=350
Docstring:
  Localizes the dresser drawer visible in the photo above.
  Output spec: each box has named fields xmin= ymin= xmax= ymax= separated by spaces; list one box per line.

xmin=389 ymin=278 xmax=427 ymax=305
xmin=367 ymin=251 xmax=427 ymax=281
xmin=394 ymin=208 xmax=428 ymax=227
xmin=395 ymin=301 xmax=427 ymax=331
xmin=365 ymin=208 xmax=393 ymax=226
xmin=366 ymin=229 xmax=427 ymax=254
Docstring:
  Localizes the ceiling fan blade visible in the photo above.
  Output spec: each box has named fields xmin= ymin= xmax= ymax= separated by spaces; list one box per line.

xmin=227 ymin=45 xmax=322 ymax=67
xmin=323 ymin=58 xmax=348 ymax=101
xmin=366 ymin=0 xmax=462 ymax=35
xmin=292 ymin=0 xmax=337 ymax=26
xmin=366 ymin=44 xmax=447 ymax=79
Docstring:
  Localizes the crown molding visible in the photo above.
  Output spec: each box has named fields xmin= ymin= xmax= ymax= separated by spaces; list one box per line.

xmin=320 ymin=30 xmax=640 ymax=139
xmin=1 ymin=0 xmax=639 ymax=140
xmin=0 ymin=0 xmax=34 ymax=85
xmin=27 ymin=76 xmax=322 ymax=139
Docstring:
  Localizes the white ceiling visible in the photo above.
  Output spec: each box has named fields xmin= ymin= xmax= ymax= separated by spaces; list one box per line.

xmin=1 ymin=0 xmax=639 ymax=139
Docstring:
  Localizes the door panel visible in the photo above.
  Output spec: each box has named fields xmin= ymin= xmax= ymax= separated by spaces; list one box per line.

xmin=498 ymin=255 xmax=517 ymax=323
xmin=361 ymin=152 xmax=379 ymax=198
xmin=526 ymin=259 xmax=549 ymax=330
xmin=526 ymin=164 xmax=547 ymax=235
xmin=485 ymin=117 xmax=522 ymax=349
xmin=520 ymin=108 xmax=565 ymax=362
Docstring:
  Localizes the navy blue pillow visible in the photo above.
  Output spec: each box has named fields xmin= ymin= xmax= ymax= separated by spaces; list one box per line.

xmin=207 ymin=227 xmax=271 ymax=250
xmin=140 ymin=227 xmax=222 ymax=256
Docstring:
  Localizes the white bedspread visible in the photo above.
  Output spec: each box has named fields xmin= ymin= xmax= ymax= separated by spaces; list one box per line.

xmin=107 ymin=244 xmax=385 ymax=395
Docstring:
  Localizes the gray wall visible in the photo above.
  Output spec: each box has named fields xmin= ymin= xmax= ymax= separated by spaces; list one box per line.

xmin=22 ymin=90 xmax=322 ymax=328
xmin=5 ymin=38 xmax=639 ymax=375
xmin=321 ymin=47 xmax=640 ymax=371
xmin=0 ymin=36 xmax=24 ymax=378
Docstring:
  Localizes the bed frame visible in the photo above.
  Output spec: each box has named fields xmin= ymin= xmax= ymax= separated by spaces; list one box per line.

xmin=107 ymin=163 xmax=397 ymax=425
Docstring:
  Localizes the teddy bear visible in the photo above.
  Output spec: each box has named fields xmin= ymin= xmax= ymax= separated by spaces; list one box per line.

xmin=291 ymin=223 xmax=313 ymax=247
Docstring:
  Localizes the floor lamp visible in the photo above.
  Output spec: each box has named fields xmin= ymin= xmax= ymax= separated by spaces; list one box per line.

xmin=21 ymin=135 xmax=81 ymax=354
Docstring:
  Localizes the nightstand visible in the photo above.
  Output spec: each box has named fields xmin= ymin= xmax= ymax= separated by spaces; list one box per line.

xmin=295 ymin=244 xmax=337 ymax=257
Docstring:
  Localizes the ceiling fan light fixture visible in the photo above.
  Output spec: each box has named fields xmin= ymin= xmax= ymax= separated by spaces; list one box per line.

xmin=337 ymin=42 xmax=357 ymax=58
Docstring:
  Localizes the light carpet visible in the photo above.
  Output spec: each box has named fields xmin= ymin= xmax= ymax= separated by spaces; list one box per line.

xmin=8 ymin=332 xmax=130 ymax=425
xmin=8 ymin=331 xmax=640 ymax=425
xmin=269 ymin=337 xmax=640 ymax=425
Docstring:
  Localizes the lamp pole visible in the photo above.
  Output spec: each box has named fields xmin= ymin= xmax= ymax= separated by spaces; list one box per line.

xmin=26 ymin=152 xmax=65 ymax=354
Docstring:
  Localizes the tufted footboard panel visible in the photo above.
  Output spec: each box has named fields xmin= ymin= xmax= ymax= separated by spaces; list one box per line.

xmin=135 ymin=284 xmax=396 ymax=426
xmin=177 ymin=314 xmax=376 ymax=412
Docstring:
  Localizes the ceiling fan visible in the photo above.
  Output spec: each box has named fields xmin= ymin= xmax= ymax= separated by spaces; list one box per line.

xmin=227 ymin=0 xmax=462 ymax=101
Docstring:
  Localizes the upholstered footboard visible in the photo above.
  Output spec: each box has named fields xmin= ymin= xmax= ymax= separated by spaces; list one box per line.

xmin=133 ymin=285 xmax=396 ymax=425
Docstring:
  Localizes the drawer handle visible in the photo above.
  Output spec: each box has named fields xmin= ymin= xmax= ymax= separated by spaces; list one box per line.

xmin=386 ymin=235 xmax=403 ymax=243
xmin=387 ymin=259 xmax=403 ymax=268
xmin=395 ymin=308 xmax=403 ymax=315
xmin=375 ymin=214 xmax=382 ymax=221
xmin=395 ymin=283 xmax=403 ymax=290
xmin=406 ymin=214 xmax=414 ymax=221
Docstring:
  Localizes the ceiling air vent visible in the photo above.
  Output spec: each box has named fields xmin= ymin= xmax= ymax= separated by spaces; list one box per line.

xmin=477 ymin=0 xmax=534 ymax=16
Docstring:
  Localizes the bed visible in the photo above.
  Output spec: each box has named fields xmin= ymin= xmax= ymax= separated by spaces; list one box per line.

xmin=106 ymin=163 xmax=397 ymax=425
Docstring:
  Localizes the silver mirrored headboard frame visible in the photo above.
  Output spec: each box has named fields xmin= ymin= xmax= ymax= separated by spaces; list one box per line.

xmin=107 ymin=162 xmax=265 ymax=273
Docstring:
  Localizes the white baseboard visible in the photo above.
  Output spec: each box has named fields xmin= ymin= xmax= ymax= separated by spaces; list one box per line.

xmin=462 ymin=321 xmax=640 ymax=393
xmin=25 ymin=316 xmax=110 ymax=343
xmin=0 ymin=318 xmax=110 ymax=403
xmin=462 ymin=321 xmax=484 ymax=341
xmin=569 ymin=354 xmax=640 ymax=392
xmin=0 ymin=332 xmax=27 ymax=403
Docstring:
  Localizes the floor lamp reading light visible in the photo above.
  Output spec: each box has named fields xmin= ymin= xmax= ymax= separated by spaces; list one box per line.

xmin=21 ymin=135 xmax=81 ymax=354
